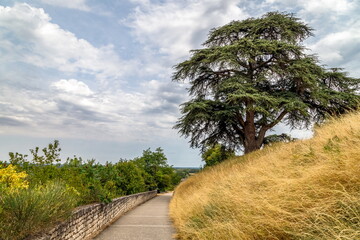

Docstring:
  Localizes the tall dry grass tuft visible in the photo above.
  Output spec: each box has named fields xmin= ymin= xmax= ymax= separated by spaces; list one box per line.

xmin=0 ymin=181 xmax=78 ymax=240
xmin=170 ymin=111 xmax=360 ymax=240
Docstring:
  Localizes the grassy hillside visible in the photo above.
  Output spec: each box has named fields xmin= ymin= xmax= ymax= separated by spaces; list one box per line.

xmin=170 ymin=112 xmax=360 ymax=240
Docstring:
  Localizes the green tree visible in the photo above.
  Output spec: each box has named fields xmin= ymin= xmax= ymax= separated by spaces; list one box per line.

xmin=202 ymin=144 xmax=235 ymax=167
xmin=135 ymin=147 xmax=168 ymax=176
xmin=30 ymin=140 xmax=62 ymax=165
xmin=115 ymin=160 xmax=146 ymax=194
xmin=173 ymin=12 xmax=359 ymax=154
xmin=134 ymin=147 xmax=179 ymax=191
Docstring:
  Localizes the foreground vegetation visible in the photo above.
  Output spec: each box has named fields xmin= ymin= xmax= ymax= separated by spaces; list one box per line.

xmin=0 ymin=182 xmax=77 ymax=240
xmin=170 ymin=111 xmax=360 ymax=239
xmin=0 ymin=144 xmax=181 ymax=240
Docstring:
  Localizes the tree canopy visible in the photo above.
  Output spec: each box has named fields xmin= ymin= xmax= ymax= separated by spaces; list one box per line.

xmin=173 ymin=12 xmax=359 ymax=154
xmin=201 ymin=144 xmax=235 ymax=167
xmin=134 ymin=147 xmax=178 ymax=191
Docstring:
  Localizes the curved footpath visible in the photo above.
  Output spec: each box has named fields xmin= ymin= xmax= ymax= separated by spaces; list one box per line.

xmin=94 ymin=192 xmax=175 ymax=240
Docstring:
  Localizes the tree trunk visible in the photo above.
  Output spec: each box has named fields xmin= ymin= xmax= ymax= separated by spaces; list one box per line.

xmin=244 ymin=110 xmax=261 ymax=154
xmin=244 ymin=137 xmax=260 ymax=154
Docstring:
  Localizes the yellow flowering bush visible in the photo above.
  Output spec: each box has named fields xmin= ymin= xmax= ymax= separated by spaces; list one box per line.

xmin=0 ymin=164 xmax=29 ymax=193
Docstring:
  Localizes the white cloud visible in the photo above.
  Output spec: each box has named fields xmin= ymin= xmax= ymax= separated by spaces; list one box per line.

xmin=39 ymin=0 xmax=91 ymax=11
xmin=0 ymin=86 xmax=58 ymax=133
xmin=0 ymin=77 xmax=186 ymax=141
xmin=52 ymin=79 xmax=94 ymax=96
xmin=259 ymin=0 xmax=360 ymax=77
xmin=265 ymin=0 xmax=355 ymax=15
xmin=129 ymin=0 xmax=151 ymax=5
xmin=127 ymin=0 xmax=248 ymax=61
xmin=309 ymin=22 xmax=360 ymax=76
xmin=0 ymin=3 xmax=187 ymax=142
xmin=301 ymin=0 xmax=354 ymax=14
xmin=0 ymin=3 xmax=132 ymax=82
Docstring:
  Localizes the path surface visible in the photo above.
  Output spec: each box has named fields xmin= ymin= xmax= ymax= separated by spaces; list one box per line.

xmin=94 ymin=192 xmax=175 ymax=240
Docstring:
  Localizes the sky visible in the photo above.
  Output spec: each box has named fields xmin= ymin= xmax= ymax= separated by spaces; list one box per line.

xmin=0 ymin=0 xmax=359 ymax=167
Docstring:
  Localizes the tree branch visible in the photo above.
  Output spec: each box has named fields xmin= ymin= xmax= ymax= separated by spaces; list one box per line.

xmin=256 ymin=110 xmax=288 ymax=146
xmin=267 ymin=110 xmax=288 ymax=129
xmin=236 ymin=112 xmax=245 ymax=127
xmin=256 ymin=55 xmax=275 ymax=69
xmin=231 ymin=123 xmax=244 ymax=138
xmin=212 ymin=69 xmax=243 ymax=76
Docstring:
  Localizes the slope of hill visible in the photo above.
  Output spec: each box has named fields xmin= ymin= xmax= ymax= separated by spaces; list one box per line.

xmin=170 ymin=112 xmax=360 ymax=240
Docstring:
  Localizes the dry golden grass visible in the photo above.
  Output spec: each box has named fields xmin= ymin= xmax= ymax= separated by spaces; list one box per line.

xmin=170 ymin=111 xmax=360 ymax=240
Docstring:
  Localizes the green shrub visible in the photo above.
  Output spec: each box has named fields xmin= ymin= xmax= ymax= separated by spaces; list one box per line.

xmin=201 ymin=144 xmax=235 ymax=167
xmin=115 ymin=161 xmax=146 ymax=195
xmin=6 ymin=142 xmax=183 ymax=205
xmin=0 ymin=181 xmax=78 ymax=240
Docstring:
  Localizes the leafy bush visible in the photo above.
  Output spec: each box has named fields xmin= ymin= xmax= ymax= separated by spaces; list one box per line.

xmin=114 ymin=161 xmax=146 ymax=194
xmin=5 ymin=142 xmax=182 ymax=205
xmin=201 ymin=144 xmax=235 ymax=167
xmin=0 ymin=181 xmax=78 ymax=240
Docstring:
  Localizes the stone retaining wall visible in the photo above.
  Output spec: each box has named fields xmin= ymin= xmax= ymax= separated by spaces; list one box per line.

xmin=32 ymin=190 xmax=157 ymax=240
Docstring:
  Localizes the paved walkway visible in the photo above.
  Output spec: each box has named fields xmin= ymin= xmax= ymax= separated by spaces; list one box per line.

xmin=94 ymin=192 xmax=175 ymax=240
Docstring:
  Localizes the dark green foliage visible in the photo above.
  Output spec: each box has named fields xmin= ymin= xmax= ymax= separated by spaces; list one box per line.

xmin=201 ymin=144 xmax=235 ymax=167
xmin=173 ymin=12 xmax=360 ymax=154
